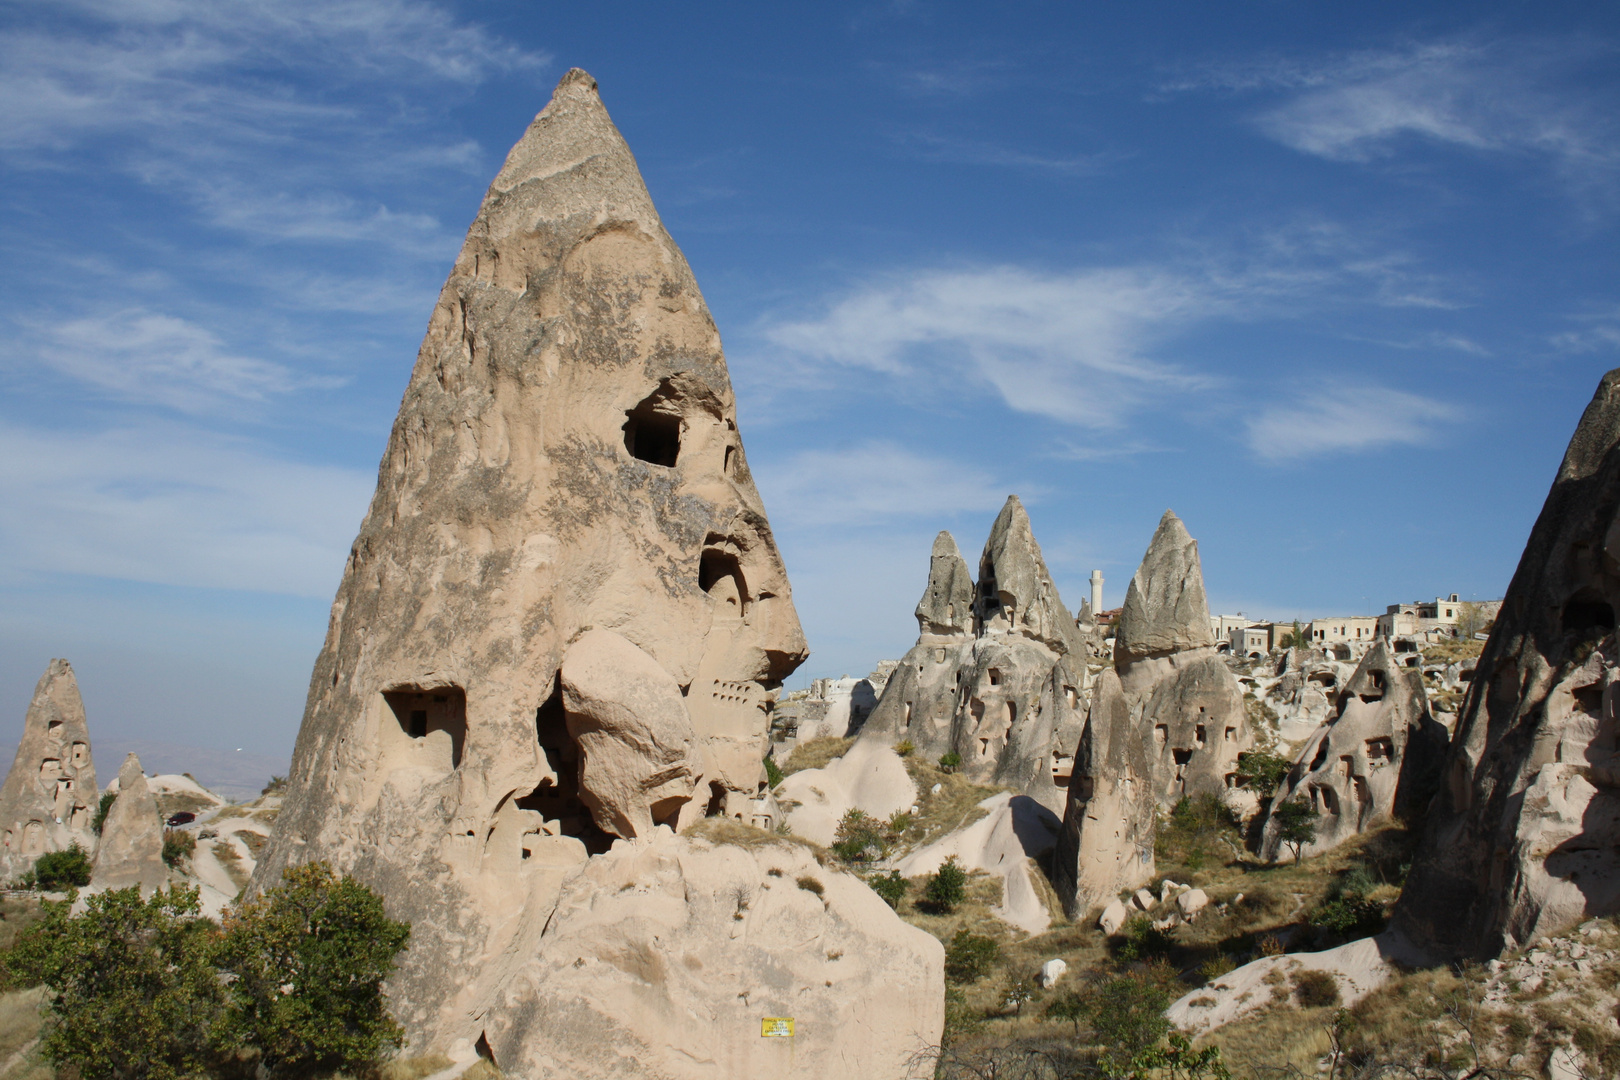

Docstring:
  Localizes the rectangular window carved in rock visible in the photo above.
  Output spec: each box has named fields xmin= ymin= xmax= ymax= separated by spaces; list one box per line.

xmin=383 ymin=687 xmax=467 ymax=769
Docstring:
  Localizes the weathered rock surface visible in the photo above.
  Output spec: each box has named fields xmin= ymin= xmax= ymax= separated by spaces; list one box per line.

xmin=1114 ymin=512 xmax=1215 ymax=668
xmin=1260 ymin=641 xmax=1447 ymax=860
xmin=1397 ymin=368 xmax=1620 ymax=959
xmin=894 ymin=793 xmax=1061 ymax=934
xmin=482 ymin=828 xmax=944 ymax=1080
xmin=852 ymin=498 xmax=1087 ymax=816
xmin=91 ymin=753 xmax=167 ymax=895
xmin=773 ymin=740 xmax=916 ymax=847
xmin=0 ymin=659 xmax=99 ymax=877
xmin=252 ymin=69 xmax=831 ymax=1060
xmin=1052 ymin=667 xmax=1156 ymax=918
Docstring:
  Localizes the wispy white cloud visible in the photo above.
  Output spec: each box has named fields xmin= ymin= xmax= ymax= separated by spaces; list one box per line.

xmin=896 ymin=132 xmax=1109 ymax=175
xmin=1245 ymin=384 xmax=1463 ymax=462
xmin=21 ymin=309 xmax=341 ymax=414
xmin=0 ymin=420 xmax=373 ymax=596
xmin=1549 ymin=308 xmax=1620 ymax=354
xmin=755 ymin=442 xmax=1016 ymax=526
xmin=762 ymin=266 xmax=1212 ymax=427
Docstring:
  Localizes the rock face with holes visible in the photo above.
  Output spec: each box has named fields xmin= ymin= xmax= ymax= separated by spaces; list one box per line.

xmin=0 ymin=659 xmax=99 ymax=878
xmin=1113 ymin=512 xmax=1252 ymax=809
xmin=91 ymin=753 xmax=167 ymax=895
xmin=1396 ymin=368 xmax=1620 ymax=960
xmin=251 ymin=69 xmax=841 ymax=1061
xmin=851 ymin=498 xmax=1089 ymax=815
xmin=484 ymin=827 xmax=944 ymax=1080
xmin=1259 ymin=641 xmax=1447 ymax=860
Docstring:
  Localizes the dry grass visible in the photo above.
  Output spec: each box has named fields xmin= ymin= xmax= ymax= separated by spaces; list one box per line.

xmin=1420 ymin=639 xmax=1485 ymax=664
xmin=0 ymin=900 xmax=50 ymax=957
xmin=780 ymin=736 xmax=854 ymax=776
xmin=377 ymin=1055 xmax=453 ymax=1080
xmin=889 ymin=759 xmax=1003 ymax=857
xmin=0 ymin=990 xmax=44 ymax=1061
xmin=236 ymin=829 xmax=269 ymax=858
xmin=212 ymin=841 xmax=251 ymax=892
xmin=154 ymin=791 xmax=219 ymax=818
xmin=455 ymin=1059 xmax=504 ymax=1080
xmin=1205 ymin=1000 xmax=1336 ymax=1077
xmin=684 ymin=817 xmax=826 ymax=862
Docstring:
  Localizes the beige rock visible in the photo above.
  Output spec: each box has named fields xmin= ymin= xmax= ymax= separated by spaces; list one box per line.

xmin=1260 ymin=641 xmax=1447 ymax=861
xmin=893 ymin=792 xmax=1061 ymax=934
xmin=1039 ymin=958 xmax=1067 ymax=988
xmin=774 ymin=739 xmax=916 ymax=847
xmin=91 ymin=754 xmax=167 ymax=895
xmin=1099 ymin=898 xmax=1128 ymax=934
xmin=1132 ymin=887 xmax=1157 ymax=912
xmin=1177 ymin=887 xmax=1209 ymax=918
xmin=0 ymin=659 xmax=99 ymax=877
xmin=483 ymin=828 xmax=944 ymax=1080
xmin=1396 ymin=367 xmax=1620 ymax=959
xmin=1114 ymin=511 xmax=1215 ymax=667
xmin=560 ymin=629 xmax=702 ymax=839
xmin=252 ymin=68 xmax=817 ymax=1057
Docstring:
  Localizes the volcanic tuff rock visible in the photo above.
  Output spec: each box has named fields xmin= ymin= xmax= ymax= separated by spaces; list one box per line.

xmin=1114 ymin=511 xmax=1216 ymax=668
xmin=484 ymin=827 xmax=944 ymax=1080
xmin=245 ymin=70 xmax=951 ymax=1070
xmin=1260 ymin=641 xmax=1448 ymax=861
xmin=91 ymin=753 xmax=167 ymax=895
xmin=1396 ymin=368 xmax=1620 ymax=959
xmin=0 ymin=659 xmax=98 ymax=877
xmin=1052 ymin=667 xmax=1156 ymax=917
xmin=852 ymin=497 xmax=1087 ymax=815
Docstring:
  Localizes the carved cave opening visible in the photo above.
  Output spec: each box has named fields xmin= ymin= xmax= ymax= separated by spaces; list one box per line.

xmin=383 ymin=687 xmax=467 ymax=768
xmin=699 ymin=548 xmax=747 ymax=618
xmin=623 ymin=395 xmax=683 ymax=467
xmin=1562 ymin=590 xmax=1616 ymax=638
xmin=515 ymin=678 xmax=615 ymax=856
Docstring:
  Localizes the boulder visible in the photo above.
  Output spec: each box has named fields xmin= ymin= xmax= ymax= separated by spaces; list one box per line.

xmin=1099 ymin=898 xmax=1129 ymax=934
xmin=1038 ymin=958 xmax=1067 ymax=988
xmin=1051 ymin=668 xmax=1156 ymax=918
xmin=852 ymin=498 xmax=1087 ymax=815
xmin=1396 ymin=368 xmax=1620 ymax=959
xmin=251 ymin=68 xmax=822 ymax=1059
xmin=483 ymin=829 xmax=944 ymax=1080
xmin=0 ymin=659 xmax=99 ymax=877
xmin=1132 ymin=887 xmax=1157 ymax=912
xmin=90 ymin=753 xmax=167 ymax=895
xmin=560 ymin=629 xmax=703 ymax=839
xmin=1176 ymin=887 xmax=1209 ymax=919
xmin=1260 ymin=641 xmax=1448 ymax=861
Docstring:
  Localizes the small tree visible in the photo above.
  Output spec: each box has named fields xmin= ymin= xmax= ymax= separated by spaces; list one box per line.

xmin=1046 ymin=989 xmax=1086 ymax=1035
xmin=1272 ymin=797 xmax=1317 ymax=864
xmin=1088 ymin=974 xmax=1171 ymax=1072
xmin=923 ymin=855 xmax=967 ymax=912
xmin=831 ymin=808 xmax=885 ymax=863
xmin=762 ymin=755 xmax=784 ymax=789
xmin=999 ymin=970 xmax=1036 ymax=1015
xmin=3 ymin=885 xmax=225 ymax=1080
xmin=33 ymin=844 xmax=93 ymax=890
xmin=867 ymin=869 xmax=907 ymax=909
xmin=1235 ymin=750 xmax=1292 ymax=801
xmin=92 ymin=791 xmax=117 ymax=835
xmin=943 ymin=928 xmax=998 ymax=984
xmin=217 ymin=862 xmax=410 ymax=1078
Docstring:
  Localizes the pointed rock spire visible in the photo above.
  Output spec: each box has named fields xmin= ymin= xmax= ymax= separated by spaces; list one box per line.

xmin=91 ymin=753 xmax=167 ymax=895
xmin=0 ymin=659 xmax=99 ymax=876
xmin=978 ymin=496 xmax=1082 ymax=655
xmin=1114 ymin=510 xmax=1214 ymax=666
xmin=915 ymin=531 xmax=974 ymax=637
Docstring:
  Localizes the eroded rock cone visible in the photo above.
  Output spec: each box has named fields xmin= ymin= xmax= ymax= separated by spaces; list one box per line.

xmin=1396 ymin=368 xmax=1620 ymax=959
xmin=1259 ymin=641 xmax=1447 ymax=861
xmin=91 ymin=753 xmax=166 ymax=895
xmin=1115 ymin=511 xmax=1216 ymax=670
xmin=251 ymin=70 xmax=946 ymax=1075
xmin=851 ymin=496 xmax=1087 ymax=814
xmin=0 ymin=659 xmax=99 ymax=878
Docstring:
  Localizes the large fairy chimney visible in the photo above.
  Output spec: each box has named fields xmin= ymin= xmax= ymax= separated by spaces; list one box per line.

xmin=0 ymin=659 xmax=99 ymax=877
xmin=253 ymin=69 xmax=809 ymax=1056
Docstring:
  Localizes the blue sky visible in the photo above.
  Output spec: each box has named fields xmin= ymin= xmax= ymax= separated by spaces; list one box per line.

xmin=2 ymin=1 xmax=1618 ymax=760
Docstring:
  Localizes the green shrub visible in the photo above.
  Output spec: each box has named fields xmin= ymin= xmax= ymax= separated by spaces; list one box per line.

xmin=1271 ymin=797 xmax=1318 ymax=863
xmin=1000 ymin=970 xmax=1037 ymax=1015
xmin=1292 ymin=968 xmax=1341 ymax=1008
xmin=3 ymin=884 xmax=226 ymax=1080
xmin=938 ymin=751 xmax=961 ymax=772
xmin=762 ymin=755 xmax=784 ymax=789
xmin=217 ymin=862 xmax=410 ymax=1078
xmin=261 ymin=775 xmax=287 ymax=796
xmin=923 ymin=855 xmax=967 ymax=912
xmin=162 ymin=829 xmax=195 ymax=868
xmin=944 ymin=928 xmax=998 ymax=984
xmin=1158 ymin=792 xmax=1239 ymax=870
xmin=1087 ymin=975 xmax=1172 ymax=1071
xmin=91 ymin=792 xmax=117 ymax=836
xmin=32 ymin=844 xmax=92 ymax=890
xmin=830 ymin=808 xmax=885 ymax=863
xmin=1235 ymin=750 xmax=1292 ymax=799
xmin=1114 ymin=914 xmax=1175 ymax=963
xmin=867 ymin=870 xmax=907 ymax=909
xmin=894 ymin=739 xmax=915 ymax=757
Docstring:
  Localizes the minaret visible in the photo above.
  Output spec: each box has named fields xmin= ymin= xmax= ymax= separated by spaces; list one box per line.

xmin=1090 ymin=569 xmax=1104 ymax=615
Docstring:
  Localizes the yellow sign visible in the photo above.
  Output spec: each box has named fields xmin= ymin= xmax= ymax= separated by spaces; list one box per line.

xmin=761 ymin=1017 xmax=794 ymax=1038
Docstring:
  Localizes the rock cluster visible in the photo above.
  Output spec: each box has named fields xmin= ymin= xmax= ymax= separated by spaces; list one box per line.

xmin=251 ymin=69 xmax=938 ymax=1074
xmin=1396 ymin=368 xmax=1620 ymax=959
xmin=90 ymin=752 xmax=167 ymax=895
xmin=0 ymin=659 xmax=99 ymax=878
xmin=853 ymin=500 xmax=1089 ymax=814
xmin=1054 ymin=511 xmax=1251 ymax=917
xmin=1259 ymin=641 xmax=1448 ymax=860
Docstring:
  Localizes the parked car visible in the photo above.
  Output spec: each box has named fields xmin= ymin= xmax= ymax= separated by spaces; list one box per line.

xmin=166 ymin=811 xmax=196 ymax=827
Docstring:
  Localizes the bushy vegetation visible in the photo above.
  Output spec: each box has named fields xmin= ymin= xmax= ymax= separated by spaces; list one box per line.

xmin=1112 ymin=914 xmax=1175 ymax=964
xmin=92 ymin=791 xmax=117 ymax=835
xmin=26 ymin=844 xmax=92 ymax=891
xmin=923 ymin=855 xmax=967 ymax=913
xmin=938 ymin=751 xmax=962 ymax=772
xmin=2 ymin=863 xmax=409 ymax=1080
xmin=830 ymin=808 xmax=885 ymax=863
xmin=762 ymin=755 xmax=784 ymax=789
xmin=866 ymin=869 xmax=907 ymax=909
xmin=260 ymin=775 xmax=288 ymax=797
xmin=1156 ymin=792 xmax=1239 ymax=871
xmin=1234 ymin=750 xmax=1291 ymax=800
xmin=944 ymin=929 xmax=999 ymax=984
xmin=162 ymin=828 xmax=196 ymax=868
xmin=1269 ymin=796 xmax=1317 ymax=863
